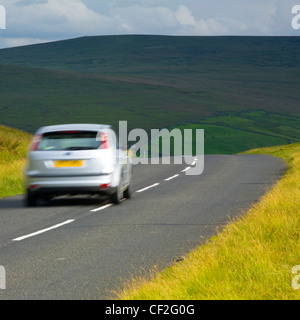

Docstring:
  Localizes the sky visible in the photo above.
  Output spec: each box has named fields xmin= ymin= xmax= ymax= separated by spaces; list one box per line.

xmin=0 ymin=0 xmax=299 ymax=49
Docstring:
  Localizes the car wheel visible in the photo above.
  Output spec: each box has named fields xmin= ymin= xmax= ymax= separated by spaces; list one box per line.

xmin=25 ymin=191 xmax=37 ymax=207
xmin=111 ymin=178 xmax=123 ymax=204
xmin=123 ymin=182 xmax=132 ymax=199
xmin=43 ymin=194 xmax=54 ymax=203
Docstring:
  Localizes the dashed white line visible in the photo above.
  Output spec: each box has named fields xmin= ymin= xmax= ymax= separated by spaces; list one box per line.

xmin=12 ymin=219 xmax=75 ymax=242
xmin=90 ymin=203 xmax=113 ymax=212
xmin=164 ymin=174 xmax=179 ymax=181
xmin=12 ymin=164 xmax=197 ymax=241
xmin=181 ymin=166 xmax=191 ymax=172
xmin=136 ymin=183 xmax=160 ymax=193
xmin=191 ymin=158 xmax=198 ymax=166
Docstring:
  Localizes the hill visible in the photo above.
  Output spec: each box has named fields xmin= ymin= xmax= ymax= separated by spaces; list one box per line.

xmin=0 ymin=35 xmax=299 ymax=153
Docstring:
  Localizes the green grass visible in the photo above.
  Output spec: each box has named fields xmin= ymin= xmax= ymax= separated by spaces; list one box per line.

xmin=115 ymin=142 xmax=300 ymax=300
xmin=0 ymin=125 xmax=32 ymax=197
xmin=148 ymin=110 xmax=300 ymax=156
xmin=174 ymin=111 xmax=300 ymax=154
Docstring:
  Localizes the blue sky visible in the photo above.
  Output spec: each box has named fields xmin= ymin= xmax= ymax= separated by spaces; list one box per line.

xmin=0 ymin=0 xmax=299 ymax=48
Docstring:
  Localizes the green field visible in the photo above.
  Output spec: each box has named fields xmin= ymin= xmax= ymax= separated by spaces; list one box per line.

xmin=0 ymin=35 xmax=299 ymax=154
xmin=176 ymin=110 xmax=300 ymax=154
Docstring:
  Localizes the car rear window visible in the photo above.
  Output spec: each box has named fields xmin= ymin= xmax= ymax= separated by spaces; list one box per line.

xmin=38 ymin=131 xmax=100 ymax=151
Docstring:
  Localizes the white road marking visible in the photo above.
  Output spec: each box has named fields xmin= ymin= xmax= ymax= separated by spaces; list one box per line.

xmin=12 ymin=165 xmax=195 ymax=242
xmin=191 ymin=157 xmax=198 ymax=166
xmin=12 ymin=219 xmax=75 ymax=242
xmin=136 ymin=183 xmax=160 ymax=193
xmin=90 ymin=203 xmax=113 ymax=212
xmin=164 ymin=174 xmax=179 ymax=181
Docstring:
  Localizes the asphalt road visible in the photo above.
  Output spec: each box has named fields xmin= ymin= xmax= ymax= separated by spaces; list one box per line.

xmin=0 ymin=154 xmax=286 ymax=300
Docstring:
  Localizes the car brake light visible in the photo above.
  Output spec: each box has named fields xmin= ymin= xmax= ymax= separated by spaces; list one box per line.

xmin=30 ymin=134 xmax=43 ymax=151
xmin=100 ymin=132 xmax=109 ymax=149
xmin=28 ymin=184 xmax=40 ymax=189
xmin=100 ymin=184 xmax=110 ymax=189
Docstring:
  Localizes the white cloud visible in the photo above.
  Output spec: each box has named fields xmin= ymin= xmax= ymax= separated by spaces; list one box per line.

xmin=2 ymin=0 xmax=132 ymax=39
xmin=175 ymin=5 xmax=195 ymax=26
xmin=9 ymin=0 xmax=112 ymax=34
xmin=174 ymin=5 xmax=228 ymax=35
xmin=110 ymin=5 xmax=178 ymax=34
xmin=110 ymin=4 xmax=229 ymax=35
xmin=0 ymin=0 xmax=298 ymax=49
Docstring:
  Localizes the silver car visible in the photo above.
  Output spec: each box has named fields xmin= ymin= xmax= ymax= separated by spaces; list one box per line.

xmin=24 ymin=124 xmax=132 ymax=206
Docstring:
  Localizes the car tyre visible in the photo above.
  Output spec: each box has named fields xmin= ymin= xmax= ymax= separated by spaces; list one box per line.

xmin=111 ymin=178 xmax=123 ymax=205
xmin=123 ymin=182 xmax=132 ymax=199
xmin=25 ymin=191 xmax=37 ymax=207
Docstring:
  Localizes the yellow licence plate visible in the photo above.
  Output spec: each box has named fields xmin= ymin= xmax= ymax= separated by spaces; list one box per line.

xmin=54 ymin=160 xmax=83 ymax=168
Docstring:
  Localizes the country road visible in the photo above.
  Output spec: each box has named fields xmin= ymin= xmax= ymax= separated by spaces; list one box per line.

xmin=0 ymin=154 xmax=286 ymax=300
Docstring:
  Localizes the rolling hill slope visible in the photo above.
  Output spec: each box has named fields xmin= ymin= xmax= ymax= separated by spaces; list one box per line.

xmin=0 ymin=35 xmax=299 ymax=153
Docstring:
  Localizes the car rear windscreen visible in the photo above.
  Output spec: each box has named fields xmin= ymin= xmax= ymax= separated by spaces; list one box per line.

xmin=38 ymin=131 xmax=100 ymax=151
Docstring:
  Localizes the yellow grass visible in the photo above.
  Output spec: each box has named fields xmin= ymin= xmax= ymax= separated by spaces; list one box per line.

xmin=0 ymin=125 xmax=32 ymax=197
xmin=116 ymin=142 xmax=300 ymax=300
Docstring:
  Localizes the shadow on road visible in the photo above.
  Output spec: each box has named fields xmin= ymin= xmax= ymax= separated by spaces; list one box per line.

xmin=0 ymin=194 xmax=110 ymax=210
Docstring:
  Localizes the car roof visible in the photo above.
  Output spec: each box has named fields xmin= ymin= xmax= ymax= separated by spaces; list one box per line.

xmin=36 ymin=124 xmax=112 ymax=134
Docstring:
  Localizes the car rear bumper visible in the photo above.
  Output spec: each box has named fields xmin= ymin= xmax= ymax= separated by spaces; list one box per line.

xmin=25 ymin=174 xmax=117 ymax=196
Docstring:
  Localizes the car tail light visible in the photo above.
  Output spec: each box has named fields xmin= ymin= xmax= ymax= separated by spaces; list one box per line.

xmin=100 ymin=183 xmax=110 ymax=190
xmin=30 ymin=134 xmax=43 ymax=151
xmin=100 ymin=132 xmax=109 ymax=149
xmin=28 ymin=184 xmax=40 ymax=189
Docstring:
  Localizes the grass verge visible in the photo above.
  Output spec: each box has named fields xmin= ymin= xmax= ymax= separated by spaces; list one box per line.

xmin=116 ymin=142 xmax=300 ymax=300
xmin=0 ymin=125 xmax=32 ymax=198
